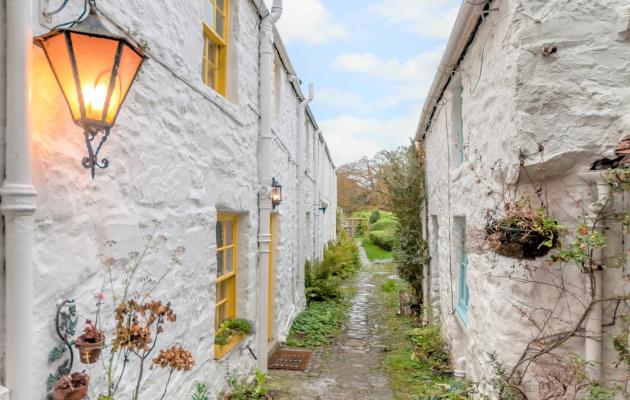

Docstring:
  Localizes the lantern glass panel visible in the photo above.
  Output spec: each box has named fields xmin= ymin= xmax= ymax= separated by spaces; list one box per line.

xmin=42 ymin=33 xmax=82 ymax=121
xmin=106 ymin=44 xmax=143 ymax=124
xmin=71 ymin=32 xmax=120 ymax=122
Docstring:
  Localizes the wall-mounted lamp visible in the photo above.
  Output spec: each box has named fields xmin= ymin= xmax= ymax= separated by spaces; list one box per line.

xmin=35 ymin=4 xmax=146 ymax=178
xmin=319 ymin=201 xmax=329 ymax=214
xmin=271 ymin=178 xmax=283 ymax=209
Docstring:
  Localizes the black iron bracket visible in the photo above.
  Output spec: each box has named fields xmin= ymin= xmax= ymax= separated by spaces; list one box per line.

xmin=55 ymin=299 xmax=77 ymax=372
xmin=82 ymin=127 xmax=111 ymax=179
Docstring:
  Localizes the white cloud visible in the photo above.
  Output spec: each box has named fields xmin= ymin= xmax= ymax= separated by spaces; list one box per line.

xmin=269 ymin=0 xmax=348 ymax=45
xmin=316 ymin=88 xmax=366 ymax=111
xmin=330 ymin=48 xmax=443 ymax=112
xmin=332 ymin=47 xmax=443 ymax=83
xmin=320 ymin=113 xmax=419 ymax=165
xmin=370 ymin=0 xmax=460 ymax=39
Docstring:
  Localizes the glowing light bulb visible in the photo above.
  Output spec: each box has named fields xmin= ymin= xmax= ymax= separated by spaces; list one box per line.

xmin=83 ymin=83 xmax=108 ymax=120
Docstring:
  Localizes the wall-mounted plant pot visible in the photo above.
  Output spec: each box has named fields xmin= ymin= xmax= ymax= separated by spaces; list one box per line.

xmin=75 ymin=333 xmax=105 ymax=364
xmin=52 ymin=372 xmax=89 ymax=400
xmin=487 ymin=225 xmax=558 ymax=260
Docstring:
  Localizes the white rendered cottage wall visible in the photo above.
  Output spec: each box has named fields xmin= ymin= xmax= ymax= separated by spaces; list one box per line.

xmin=424 ymin=0 xmax=630 ymax=396
xmin=27 ymin=0 xmax=334 ymax=398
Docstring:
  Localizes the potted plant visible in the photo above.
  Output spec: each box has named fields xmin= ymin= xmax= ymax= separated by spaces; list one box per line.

xmin=215 ymin=318 xmax=254 ymax=346
xmin=75 ymin=319 xmax=105 ymax=364
xmin=52 ymin=372 xmax=89 ymax=400
xmin=486 ymin=201 xmax=560 ymax=260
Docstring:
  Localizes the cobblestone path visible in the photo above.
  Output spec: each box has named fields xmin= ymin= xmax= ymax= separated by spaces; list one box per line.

xmin=269 ymin=245 xmax=394 ymax=399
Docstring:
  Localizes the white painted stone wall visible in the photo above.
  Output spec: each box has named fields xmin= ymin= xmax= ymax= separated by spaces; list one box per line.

xmin=423 ymin=0 xmax=630 ymax=396
xmin=0 ymin=0 xmax=337 ymax=398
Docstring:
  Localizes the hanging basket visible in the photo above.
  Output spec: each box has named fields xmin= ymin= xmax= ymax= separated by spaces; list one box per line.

xmin=486 ymin=222 xmax=559 ymax=260
xmin=52 ymin=372 xmax=89 ymax=400
xmin=75 ymin=333 xmax=105 ymax=364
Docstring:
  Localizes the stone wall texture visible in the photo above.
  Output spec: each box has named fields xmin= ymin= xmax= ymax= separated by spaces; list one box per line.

xmin=423 ymin=0 xmax=630 ymax=397
xmin=0 ymin=0 xmax=338 ymax=398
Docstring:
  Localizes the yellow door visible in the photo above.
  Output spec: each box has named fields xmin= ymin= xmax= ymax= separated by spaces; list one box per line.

xmin=268 ymin=215 xmax=274 ymax=342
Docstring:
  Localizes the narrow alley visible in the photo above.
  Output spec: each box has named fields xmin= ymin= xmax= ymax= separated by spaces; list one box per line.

xmin=269 ymin=245 xmax=395 ymax=399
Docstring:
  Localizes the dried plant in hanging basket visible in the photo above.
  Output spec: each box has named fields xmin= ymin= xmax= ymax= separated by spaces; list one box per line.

xmin=52 ymin=372 xmax=89 ymax=400
xmin=486 ymin=202 xmax=560 ymax=260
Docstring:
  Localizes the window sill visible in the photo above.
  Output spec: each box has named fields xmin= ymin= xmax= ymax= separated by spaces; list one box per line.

xmin=454 ymin=304 xmax=469 ymax=329
xmin=449 ymin=162 xmax=467 ymax=182
xmin=214 ymin=333 xmax=247 ymax=360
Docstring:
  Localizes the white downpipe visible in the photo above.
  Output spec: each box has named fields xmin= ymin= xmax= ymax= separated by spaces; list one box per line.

xmin=1 ymin=0 xmax=37 ymax=399
xmin=585 ymin=180 xmax=609 ymax=382
xmin=296 ymin=84 xmax=313 ymax=307
xmin=257 ymin=0 xmax=282 ymax=372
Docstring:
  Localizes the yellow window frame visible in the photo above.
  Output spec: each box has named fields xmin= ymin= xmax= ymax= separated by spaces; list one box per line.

xmin=202 ymin=0 xmax=229 ymax=96
xmin=215 ymin=213 xmax=240 ymax=359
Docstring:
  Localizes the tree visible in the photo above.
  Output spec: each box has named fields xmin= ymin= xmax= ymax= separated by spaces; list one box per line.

xmin=382 ymin=143 xmax=429 ymax=304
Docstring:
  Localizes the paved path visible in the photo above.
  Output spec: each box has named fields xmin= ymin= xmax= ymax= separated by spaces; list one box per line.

xmin=269 ymin=244 xmax=394 ymax=400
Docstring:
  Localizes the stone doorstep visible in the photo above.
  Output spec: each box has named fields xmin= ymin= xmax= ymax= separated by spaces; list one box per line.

xmin=267 ymin=339 xmax=280 ymax=362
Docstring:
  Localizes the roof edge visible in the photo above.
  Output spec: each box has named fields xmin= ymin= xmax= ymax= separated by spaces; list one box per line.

xmin=415 ymin=1 xmax=487 ymax=141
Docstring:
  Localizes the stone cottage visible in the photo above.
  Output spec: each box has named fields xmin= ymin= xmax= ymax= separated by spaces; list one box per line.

xmin=417 ymin=0 xmax=630 ymax=397
xmin=0 ymin=0 xmax=337 ymax=399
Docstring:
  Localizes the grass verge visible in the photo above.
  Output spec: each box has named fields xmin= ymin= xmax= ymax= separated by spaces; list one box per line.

xmin=360 ymin=237 xmax=393 ymax=261
xmin=372 ymin=264 xmax=475 ymax=400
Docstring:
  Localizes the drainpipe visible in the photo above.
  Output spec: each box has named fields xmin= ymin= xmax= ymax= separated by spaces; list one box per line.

xmin=257 ymin=0 xmax=282 ymax=373
xmin=584 ymin=179 xmax=609 ymax=382
xmin=296 ymin=84 xmax=313 ymax=308
xmin=0 ymin=0 xmax=37 ymax=399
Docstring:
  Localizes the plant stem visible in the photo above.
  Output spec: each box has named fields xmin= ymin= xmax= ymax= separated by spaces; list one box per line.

xmin=133 ymin=353 xmax=146 ymax=400
xmin=159 ymin=369 xmax=174 ymax=400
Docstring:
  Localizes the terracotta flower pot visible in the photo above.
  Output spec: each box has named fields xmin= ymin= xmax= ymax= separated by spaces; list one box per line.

xmin=75 ymin=333 xmax=105 ymax=364
xmin=52 ymin=372 xmax=89 ymax=400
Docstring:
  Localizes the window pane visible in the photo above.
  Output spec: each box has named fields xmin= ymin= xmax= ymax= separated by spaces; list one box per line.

xmin=209 ymin=41 xmax=218 ymax=64
xmin=217 ymin=0 xmax=225 ymax=12
xmin=225 ymin=221 xmax=234 ymax=246
xmin=216 ymin=250 xmax=224 ymax=277
xmin=216 ymin=221 xmax=224 ymax=248
xmin=216 ymin=302 xmax=227 ymax=329
xmin=217 ymin=280 xmax=228 ymax=302
xmin=216 ymin=13 xmax=224 ymax=38
xmin=225 ymin=248 xmax=234 ymax=273
xmin=204 ymin=1 xmax=216 ymax=30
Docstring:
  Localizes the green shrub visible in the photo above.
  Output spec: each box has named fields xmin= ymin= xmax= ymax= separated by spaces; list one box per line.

xmin=371 ymin=219 xmax=398 ymax=233
xmin=286 ymin=299 xmax=347 ymax=347
xmin=352 ymin=210 xmax=372 ymax=219
xmin=224 ymin=369 xmax=269 ymax=400
xmin=354 ymin=220 xmax=367 ymax=237
xmin=370 ymin=230 xmax=396 ymax=251
xmin=369 ymin=210 xmax=381 ymax=224
xmin=305 ymin=232 xmax=360 ymax=302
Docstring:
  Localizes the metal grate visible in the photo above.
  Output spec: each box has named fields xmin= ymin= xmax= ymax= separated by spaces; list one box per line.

xmin=269 ymin=349 xmax=312 ymax=371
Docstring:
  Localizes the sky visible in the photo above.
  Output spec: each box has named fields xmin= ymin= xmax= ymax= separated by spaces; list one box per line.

xmin=265 ymin=0 xmax=461 ymax=166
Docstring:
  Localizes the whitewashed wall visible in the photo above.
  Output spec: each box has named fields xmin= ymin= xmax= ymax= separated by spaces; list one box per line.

xmin=14 ymin=0 xmax=337 ymax=398
xmin=423 ymin=0 xmax=630 ymax=396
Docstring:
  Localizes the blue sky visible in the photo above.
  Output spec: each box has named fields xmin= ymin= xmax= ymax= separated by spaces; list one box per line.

xmin=265 ymin=0 xmax=461 ymax=165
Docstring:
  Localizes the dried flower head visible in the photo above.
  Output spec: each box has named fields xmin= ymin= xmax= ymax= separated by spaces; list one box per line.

xmin=153 ymin=346 xmax=195 ymax=371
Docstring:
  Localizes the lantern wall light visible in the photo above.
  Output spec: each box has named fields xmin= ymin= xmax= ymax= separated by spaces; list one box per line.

xmin=35 ymin=0 xmax=146 ymax=178
xmin=319 ymin=201 xmax=329 ymax=214
xmin=271 ymin=178 xmax=283 ymax=209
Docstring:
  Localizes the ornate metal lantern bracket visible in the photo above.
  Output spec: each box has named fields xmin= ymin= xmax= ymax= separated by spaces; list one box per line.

xmin=82 ymin=128 xmax=111 ymax=179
